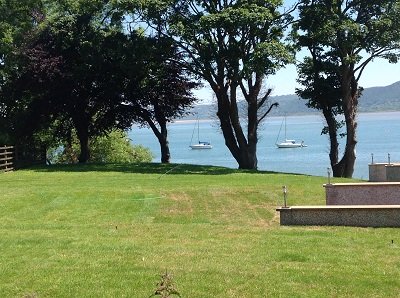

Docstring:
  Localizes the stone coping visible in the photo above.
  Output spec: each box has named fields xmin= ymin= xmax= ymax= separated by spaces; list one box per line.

xmin=369 ymin=163 xmax=400 ymax=165
xmin=277 ymin=205 xmax=400 ymax=210
xmin=323 ymin=182 xmax=400 ymax=187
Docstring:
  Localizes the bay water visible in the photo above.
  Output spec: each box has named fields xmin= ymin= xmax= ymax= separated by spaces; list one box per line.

xmin=129 ymin=112 xmax=400 ymax=179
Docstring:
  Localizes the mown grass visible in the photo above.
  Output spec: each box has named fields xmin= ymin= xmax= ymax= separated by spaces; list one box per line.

xmin=1 ymin=163 xmax=399 ymax=297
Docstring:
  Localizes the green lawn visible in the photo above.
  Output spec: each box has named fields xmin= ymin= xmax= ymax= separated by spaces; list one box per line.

xmin=1 ymin=163 xmax=399 ymax=297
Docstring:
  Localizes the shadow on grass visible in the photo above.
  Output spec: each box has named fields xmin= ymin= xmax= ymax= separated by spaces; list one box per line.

xmin=28 ymin=162 xmax=280 ymax=176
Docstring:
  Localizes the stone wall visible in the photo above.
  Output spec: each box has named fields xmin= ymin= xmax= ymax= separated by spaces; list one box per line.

xmin=386 ymin=165 xmax=400 ymax=182
xmin=369 ymin=163 xmax=389 ymax=182
xmin=324 ymin=182 xmax=400 ymax=205
xmin=277 ymin=206 xmax=400 ymax=227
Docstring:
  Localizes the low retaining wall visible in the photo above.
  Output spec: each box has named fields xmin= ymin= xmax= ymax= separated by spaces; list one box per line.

xmin=386 ymin=165 xmax=400 ymax=182
xmin=277 ymin=205 xmax=400 ymax=227
xmin=324 ymin=182 xmax=400 ymax=205
xmin=369 ymin=163 xmax=400 ymax=182
xmin=369 ymin=163 xmax=389 ymax=182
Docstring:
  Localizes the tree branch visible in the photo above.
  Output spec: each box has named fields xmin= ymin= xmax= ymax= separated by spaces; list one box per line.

xmin=257 ymin=102 xmax=278 ymax=125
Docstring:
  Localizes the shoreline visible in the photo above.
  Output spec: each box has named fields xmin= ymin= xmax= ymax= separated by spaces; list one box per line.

xmin=172 ymin=110 xmax=400 ymax=124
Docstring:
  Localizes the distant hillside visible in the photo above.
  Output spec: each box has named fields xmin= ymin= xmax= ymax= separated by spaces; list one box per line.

xmin=183 ymin=81 xmax=400 ymax=119
xmin=358 ymin=81 xmax=400 ymax=112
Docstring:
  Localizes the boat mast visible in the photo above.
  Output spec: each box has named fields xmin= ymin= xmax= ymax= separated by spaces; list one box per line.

xmin=275 ymin=117 xmax=284 ymax=145
xmin=284 ymin=116 xmax=287 ymax=140
xmin=189 ymin=116 xmax=197 ymax=146
xmin=197 ymin=116 xmax=200 ymax=143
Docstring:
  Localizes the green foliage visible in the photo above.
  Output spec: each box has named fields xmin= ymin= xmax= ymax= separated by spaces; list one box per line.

xmin=0 ymin=0 xmax=147 ymax=163
xmin=295 ymin=0 xmax=400 ymax=107
xmin=0 ymin=124 xmax=11 ymax=144
xmin=54 ymin=129 xmax=153 ymax=164
xmin=321 ymin=120 xmax=346 ymax=138
xmin=1 ymin=0 xmax=198 ymax=164
xmin=90 ymin=130 xmax=153 ymax=163
xmin=166 ymin=0 xmax=294 ymax=80
xmin=0 ymin=0 xmax=43 ymax=146
xmin=0 ymin=0 xmax=43 ymax=56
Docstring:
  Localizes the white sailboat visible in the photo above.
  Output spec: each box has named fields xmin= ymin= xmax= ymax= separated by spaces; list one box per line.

xmin=189 ymin=117 xmax=213 ymax=149
xmin=276 ymin=116 xmax=307 ymax=148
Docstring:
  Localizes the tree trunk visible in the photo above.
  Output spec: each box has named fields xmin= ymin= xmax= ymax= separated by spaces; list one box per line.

xmin=215 ymin=88 xmax=258 ymax=170
xmin=322 ymin=107 xmax=340 ymax=172
xmin=332 ymin=114 xmax=357 ymax=178
xmin=244 ymin=93 xmax=259 ymax=169
xmin=77 ymin=130 xmax=90 ymax=163
xmin=333 ymin=74 xmax=359 ymax=178
xmin=74 ymin=120 xmax=90 ymax=163
xmin=143 ymin=111 xmax=170 ymax=163
xmin=158 ymin=121 xmax=170 ymax=163
xmin=237 ymin=144 xmax=257 ymax=169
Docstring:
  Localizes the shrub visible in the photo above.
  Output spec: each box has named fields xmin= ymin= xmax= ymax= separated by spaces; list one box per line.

xmin=53 ymin=130 xmax=153 ymax=164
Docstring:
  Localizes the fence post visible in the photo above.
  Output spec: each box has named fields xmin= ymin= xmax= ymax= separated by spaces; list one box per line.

xmin=0 ymin=145 xmax=15 ymax=172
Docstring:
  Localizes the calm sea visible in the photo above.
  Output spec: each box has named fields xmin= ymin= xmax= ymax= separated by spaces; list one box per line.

xmin=129 ymin=112 xmax=400 ymax=179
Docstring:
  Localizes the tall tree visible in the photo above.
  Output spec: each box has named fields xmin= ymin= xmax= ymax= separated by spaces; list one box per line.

xmin=124 ymin=34 xmax=200 ymax=163
xmin=1 ymin=2 xmax=138 ymax=162
xmin=138 ymin=0 xmax=294 ymax=169
xmin=0 ymin=0 xmax=44 ymax=144
xmin=295 ymin=0 xmax=400 ymax=177
xmin=116 ymin=1 xmax=202 ymax=164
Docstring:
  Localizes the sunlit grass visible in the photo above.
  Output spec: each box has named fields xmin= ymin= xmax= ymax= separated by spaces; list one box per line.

xmin=0 ymin=163 xmax=399 ymax=297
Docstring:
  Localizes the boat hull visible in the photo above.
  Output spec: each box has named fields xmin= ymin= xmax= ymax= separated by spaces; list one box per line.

xmin=276 ymin=143 xmax=305 ymax=148
xmin=190 ymin=144 xmax=213 ymax=149
xmin=276 ymin=140 xmax=307 ymax=148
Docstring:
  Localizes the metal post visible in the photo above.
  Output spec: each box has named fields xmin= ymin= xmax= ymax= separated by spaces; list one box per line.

xmin=282 ymin=185 xmax=287 ymax=208
xmin=371 ymin=153 xmax=374 ymax=164
xmin=327 ymin=167 xmax=331 ymax=184
xmin=388 ymin=153 xmax=391 ymax=165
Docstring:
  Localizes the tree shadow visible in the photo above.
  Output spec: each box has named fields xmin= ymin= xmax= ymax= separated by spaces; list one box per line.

xmin=28 ymin=162 xmax=276 ymax=175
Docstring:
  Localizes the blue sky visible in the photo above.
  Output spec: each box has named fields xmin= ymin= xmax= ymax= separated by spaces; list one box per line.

xmin=267 ymin=58 xmax=400 ymax=96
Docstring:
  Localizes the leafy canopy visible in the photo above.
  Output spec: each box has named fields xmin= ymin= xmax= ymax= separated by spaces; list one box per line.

xmin=166 ymin=0 xmax=294 ymax=83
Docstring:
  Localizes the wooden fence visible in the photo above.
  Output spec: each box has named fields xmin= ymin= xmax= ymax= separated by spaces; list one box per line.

xmin=0 ymin=145 xmax=14 ymax=172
